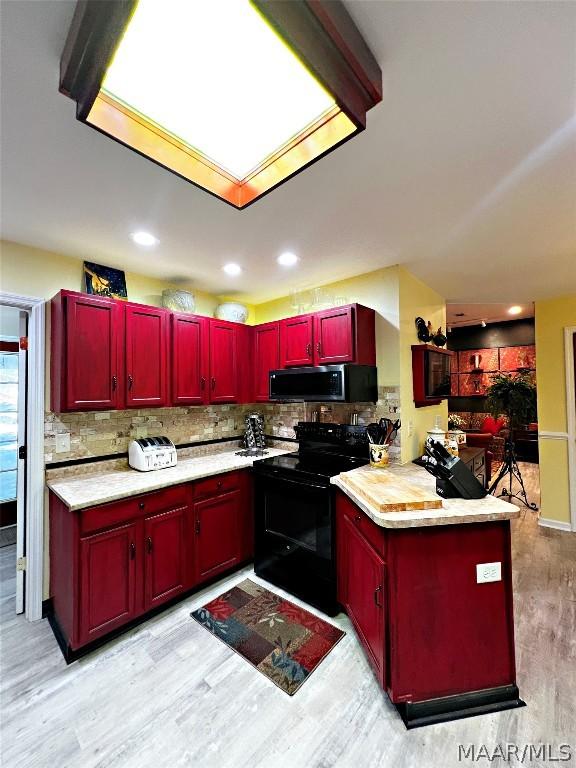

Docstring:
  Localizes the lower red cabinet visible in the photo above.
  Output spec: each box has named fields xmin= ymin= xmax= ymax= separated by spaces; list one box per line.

xmin=193 ymin=489 xmax=241 ymax=583
xmin=336 ymin=490 xmax=519 ymax=709
xmin=79 ymin=523 xmax=137 ymax=646
xmin=50 ymin=470 xmax=253 ymax=657
xmin=144 ymin=506 xmax=189 ymax=610
xmin=337 ymin=498 xmax=386 ymax=686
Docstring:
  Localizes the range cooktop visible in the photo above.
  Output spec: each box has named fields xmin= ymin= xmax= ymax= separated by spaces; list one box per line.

xmin=253 ymin=451 xmax=369 ymax=483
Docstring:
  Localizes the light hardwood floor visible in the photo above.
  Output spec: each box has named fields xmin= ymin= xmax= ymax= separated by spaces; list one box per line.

xmin=1 ymin=464 xmax=574 ymax=768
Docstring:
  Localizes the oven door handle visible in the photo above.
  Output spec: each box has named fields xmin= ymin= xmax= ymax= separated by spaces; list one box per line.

xmin=258 ymin=473 xmax=328 ymax=492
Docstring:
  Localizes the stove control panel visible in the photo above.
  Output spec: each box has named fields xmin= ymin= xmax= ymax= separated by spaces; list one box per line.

xmin=295 ymin=422 xmax=368 ymax=448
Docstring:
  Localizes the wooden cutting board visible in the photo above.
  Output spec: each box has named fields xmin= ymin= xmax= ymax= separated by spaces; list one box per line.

xmin=338 ymin=467 xmax=442 ymax=512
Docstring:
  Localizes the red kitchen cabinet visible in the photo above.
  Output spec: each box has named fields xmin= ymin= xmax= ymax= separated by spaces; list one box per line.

xmin=209 ymin=319 xmax=239 ymax=403
xmin=254 ymin=322 xmax=280 ymax=401
xmin=336 ymin=490 xmax=521 ymax=726
xmin=125 ymin=303 xmax=169 ymax=407
xmin=337 ymin=497 xmax=386 ymax=686
xmin=144 ymin=506 xmax=189 ymax=610
xmin=314 ymin=304 xmax=376 ymax=366
xmin=280 ymin=314 xmax=314 ymax=367
xmin=314 ymin=306 xmax=354 ymax=364
xmin=278 ymin=304 xmax=375 ymax=368
xmin=51 ymin=291 xmax=123 ymax=412
xmin=50 ymin=473 xmax=254 ymax=659
xmin=193 ymin=489 xmax=242 ymax=583
xmin=171 ymin=313 xmax=209 ymax=405
xmin=79 ymin=523 xmax=137 ymax=645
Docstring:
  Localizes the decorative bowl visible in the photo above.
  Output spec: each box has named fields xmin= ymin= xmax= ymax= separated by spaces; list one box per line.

xmin=162 ymin=289 xmax=195 ymax=313
xmin=215 ymin=302 xmax=249 ymax=324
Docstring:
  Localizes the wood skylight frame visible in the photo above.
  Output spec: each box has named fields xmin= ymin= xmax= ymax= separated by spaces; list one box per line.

xmin=60 ymin=0 xmax=382 ymax=209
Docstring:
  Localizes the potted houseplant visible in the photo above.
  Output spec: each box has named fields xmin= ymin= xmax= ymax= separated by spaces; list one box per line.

xmin=485 ymin=372 xmax=538 ymax=509
xmin=485 ymin=372 xmax=537 ymax=429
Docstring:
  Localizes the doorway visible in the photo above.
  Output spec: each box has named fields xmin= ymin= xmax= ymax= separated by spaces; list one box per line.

xmin=565 ymin=327 xmax=576 ymax=531
xmin=0 ymin=307 xmax=27 ymax=614
xmin=0 ymin=293 xmax=45 ymax=621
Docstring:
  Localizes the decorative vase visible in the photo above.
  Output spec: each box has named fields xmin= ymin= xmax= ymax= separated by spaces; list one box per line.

xmin=162 ymin=289 xmax=195 ymax=313
xmin=215 ymin=302 xmax=249 ymax=323
xmin=427 ymin=415 xmax=445 ymax=443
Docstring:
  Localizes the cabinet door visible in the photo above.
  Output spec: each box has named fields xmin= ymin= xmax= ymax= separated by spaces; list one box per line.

xmin=171 ymin=313 xmax=209 ymax=405
xmin=194 ymin=489 xmax=241 ymax=583
xmin=209 ymin=320 xmax=238 ymax=403
xmin=254 ymin=322 xmax=280 ymax=401
xmin=79 ymin=523 xmax=137 ymax=644
xmin=314 ymin=306 xmax=354 ymax=365
xmin=64 ymin=293 xmax=122 ymax=410
xmin=280 ymin=315 xmax=314 ymax=367
xmin=144 ymin=507 xmax=188 ymax=610
xmin=340 ymin=513 xmax=386 ymax=685
xmin=125 ymin=304 xmax=169 ymax=406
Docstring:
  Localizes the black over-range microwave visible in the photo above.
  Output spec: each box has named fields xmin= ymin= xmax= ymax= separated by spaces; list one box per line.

xmin=269 ymin=364 xmax=377 ymax=403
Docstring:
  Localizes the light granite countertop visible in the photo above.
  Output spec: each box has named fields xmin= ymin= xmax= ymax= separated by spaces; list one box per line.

xmin=47 ymin=447 xmax=296 ymax=511
xmin=331 ymin=463 xmax=520 ymax=528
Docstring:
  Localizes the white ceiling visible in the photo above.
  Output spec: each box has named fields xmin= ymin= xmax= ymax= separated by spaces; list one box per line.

xmin=1 ymin=0 xmax=575 ymax=305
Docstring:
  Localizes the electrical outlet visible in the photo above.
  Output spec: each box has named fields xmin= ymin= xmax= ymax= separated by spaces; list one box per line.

xmin=55 ymin=433 xmax=71 ymax=453
xmin=476 ymin=562 xmax=502 ymax=583
xmin=407 ymin=420 xmax=414 ymax=437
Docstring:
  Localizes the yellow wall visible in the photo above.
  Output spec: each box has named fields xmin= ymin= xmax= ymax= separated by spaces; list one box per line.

xmin=398 ymin=268 xmax=448 ymax=463
xmin=535 ymin=295 xmax=576 ymax=525
xmin=0 ymin=239 xmax=220 ymax=314
xmin=254 ymin=266 xmax=401 ymax=387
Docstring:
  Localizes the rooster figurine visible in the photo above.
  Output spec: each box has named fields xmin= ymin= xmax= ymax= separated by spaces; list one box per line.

xmin=433 ymin=327 xmax=447 ymax=347
xmin=415 ymin=317 xmax=430 ymax=342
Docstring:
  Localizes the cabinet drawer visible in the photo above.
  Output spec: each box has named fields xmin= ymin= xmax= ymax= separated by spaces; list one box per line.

xmin=194 ymin=471 xmax=240 ymax=499
xmin=337 ymin=493 xmax=386 ymax=556
xmin=80 ymin=485 xmax=189 ymax=534
xmin=473 ymin=452 xmax=485 ymax=472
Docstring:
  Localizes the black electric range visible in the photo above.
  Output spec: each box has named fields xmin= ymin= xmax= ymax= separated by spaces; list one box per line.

xmin=253 ymin=422 xmax=369 ymax=615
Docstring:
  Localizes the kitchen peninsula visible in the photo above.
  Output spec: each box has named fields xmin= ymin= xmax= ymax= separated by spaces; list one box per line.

xmin=334 ymin=463 xmax=523 ymax=728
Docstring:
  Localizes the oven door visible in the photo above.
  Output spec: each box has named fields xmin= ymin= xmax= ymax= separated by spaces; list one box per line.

xmin=254 ymin=471 xmax=337 ymax=614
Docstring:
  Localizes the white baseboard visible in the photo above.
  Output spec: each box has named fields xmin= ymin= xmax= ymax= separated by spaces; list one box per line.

xmin=538 ymin=517 xmax=573 ymax=532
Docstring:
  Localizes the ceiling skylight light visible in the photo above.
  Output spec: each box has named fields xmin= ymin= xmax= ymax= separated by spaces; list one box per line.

xmin=61 ymin=0 xmax=381 ymax=208
xmin=102 ymin=0 xmax=336 ymax=180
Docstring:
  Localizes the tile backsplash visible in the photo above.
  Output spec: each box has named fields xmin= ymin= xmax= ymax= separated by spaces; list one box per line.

xmin=45 ymin=386 xmax=400 ymax=463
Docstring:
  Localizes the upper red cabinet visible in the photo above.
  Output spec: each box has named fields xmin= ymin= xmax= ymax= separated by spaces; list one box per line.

xmin=209 ymin=319 xmax=239 ymax=403
xmin=314 ymin=306 xmax=354 ymax=364
xmin=51 ymin=291 xmax=123 ymax=412
xmin=278 ymin=304 xmax=375 ymax=368
xmin=125 ymin=304 xmax=169 ymax=407
xmin=51 ymin=292 xmax=376 ymax=413
xmin=254 ymin=322 xmax=280 ymax=401
xmin=171 ymin=313 xmax=209 ymax=405
xmin=280 ymin=314 xmax=314 ymax=367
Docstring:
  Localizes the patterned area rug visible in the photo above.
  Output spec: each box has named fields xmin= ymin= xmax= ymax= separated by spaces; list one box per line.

xmin=191 ymin=578 xmax=345 ymax=695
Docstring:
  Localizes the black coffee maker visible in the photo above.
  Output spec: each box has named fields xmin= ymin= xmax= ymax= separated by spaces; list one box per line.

xmin=422 ymin=438 xmax=487 ymax=500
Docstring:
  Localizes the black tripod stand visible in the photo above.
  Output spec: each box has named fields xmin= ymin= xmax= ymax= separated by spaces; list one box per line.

xmin=489 ymin=438 xmax=538 ymax=510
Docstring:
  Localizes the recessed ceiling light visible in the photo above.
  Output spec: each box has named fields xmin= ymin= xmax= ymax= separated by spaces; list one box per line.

xmin=508 ymin=306 xmax=522 ymax=315
xmin=277 ymin=252 xmax=299 ymax=267
xmin=130 ymin=231 xmax=158 ymax=247
xmin=223 ymin=263 xmax=242 ymax=276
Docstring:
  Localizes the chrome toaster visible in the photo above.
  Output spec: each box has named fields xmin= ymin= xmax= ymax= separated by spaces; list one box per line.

xmin=128 ymin=437 xmax=177 ymax=472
